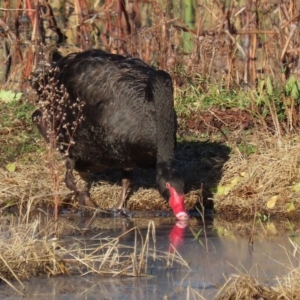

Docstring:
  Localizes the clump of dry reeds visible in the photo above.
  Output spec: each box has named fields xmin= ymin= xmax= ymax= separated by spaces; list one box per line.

xmin=215 ymin=274 xmax=273 ymax=300
xmin=0 ymin=219 xmax=189 ymax=295
xmin=1 ymin=0 xmax=300 ymax=90
xmin=215 ymin=270 xmax=300 ymax=300
xmin=214 ymin=237 xmax=300 ymax=299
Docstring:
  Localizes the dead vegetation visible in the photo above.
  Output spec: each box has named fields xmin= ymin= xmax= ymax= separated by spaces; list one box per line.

xmin=215 ymin=272 xmax=300 ymax=300
xmin=0 ymin=219 xmax=190 ymax=296
xmin=211 ymin=219 xmax=300 ymax=299
xmin=1 ymin=0 xmax=300 ymax=217
xmin=0 ymin=146 xmax=203 ymax=213
xmin=213 ymin=131 xmax=300 ymax=219
xmin=1 ymin=0 xmax=300 ymax=88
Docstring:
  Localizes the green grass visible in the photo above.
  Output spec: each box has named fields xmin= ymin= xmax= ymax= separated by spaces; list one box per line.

xmin=175 ymin=82 xmax=253 ymax=119
xmin=174 ymin=75 xmax=300 ymax=142
xmin=0 ymin=97 xmax=42 ymax=165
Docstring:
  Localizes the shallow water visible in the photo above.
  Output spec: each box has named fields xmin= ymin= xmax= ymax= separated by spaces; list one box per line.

xmin=1 ymin=215 xmax=299 ymax=300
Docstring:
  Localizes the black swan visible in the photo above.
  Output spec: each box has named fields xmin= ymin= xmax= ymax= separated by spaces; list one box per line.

xmin=32 ymin=49 xmax=188 ymax=221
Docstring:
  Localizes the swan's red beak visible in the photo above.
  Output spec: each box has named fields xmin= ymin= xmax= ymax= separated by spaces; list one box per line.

xmin=168 ymin=185 xmax=189 ymax=220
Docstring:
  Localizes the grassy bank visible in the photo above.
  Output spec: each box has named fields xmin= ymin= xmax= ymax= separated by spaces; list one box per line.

xmin=2 ymin=80 xmax=300 ymax=219
xmin=1 ymin=0 xmax=300 ymax=218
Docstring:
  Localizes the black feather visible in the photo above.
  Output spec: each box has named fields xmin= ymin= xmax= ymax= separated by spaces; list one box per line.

xmin=33 ymin=49 xmax=184 ymax=206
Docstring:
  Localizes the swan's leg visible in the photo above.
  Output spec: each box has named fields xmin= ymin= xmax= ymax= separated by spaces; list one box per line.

xmin=65 ymin=157 xmax=96 ymax=208
xmin=114 ymin=168 xmax=133 ymax=210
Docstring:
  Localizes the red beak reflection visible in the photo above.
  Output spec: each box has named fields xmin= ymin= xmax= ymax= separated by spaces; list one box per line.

xmin=169 ymin=220 xmax=189 ymax=253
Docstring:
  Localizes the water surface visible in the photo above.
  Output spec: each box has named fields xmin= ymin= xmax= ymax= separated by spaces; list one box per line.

xmin=1 ymin=215 xmax=299 ymax=300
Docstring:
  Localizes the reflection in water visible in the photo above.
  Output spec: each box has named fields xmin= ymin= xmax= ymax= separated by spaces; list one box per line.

xmin=0 ymin=216 xmax=299 ymax=300
xmin=169 ymin=220 xmax=189 ymax=253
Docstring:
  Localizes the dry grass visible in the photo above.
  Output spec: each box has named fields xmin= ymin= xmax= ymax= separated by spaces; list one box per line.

xmin=215 ymin=274 xmax=274 ymax=300
xmin=214 ymin=236 xmax=300 ymax=300
xmin=216 ymin=275 xmax=277 ymax=300
xmin=2 ymin=119 xmax=229 ymax=214
xmin=211 ymin=218 xmax=300 ymax=299
xmin=215 ymin=270 xmax=300 ymax=300
xmin=0 ymin=219 xmax=189 ymax=296
xmin=0 ymin=146 xmax=200 ymax=213
xmin=214 ymin=131 xmax=300 ymax=219
xmin=0 ymin=149 xmax=69 ymax=211
xmin=4 ymin=121 xmax=300 ymax=219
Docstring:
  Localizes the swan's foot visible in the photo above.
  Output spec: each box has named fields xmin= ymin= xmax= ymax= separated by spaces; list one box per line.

xmin=77 ymin=191 xmax=96 ymax=208
xmin=111 ymin=208 xmax=131 ymax=218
